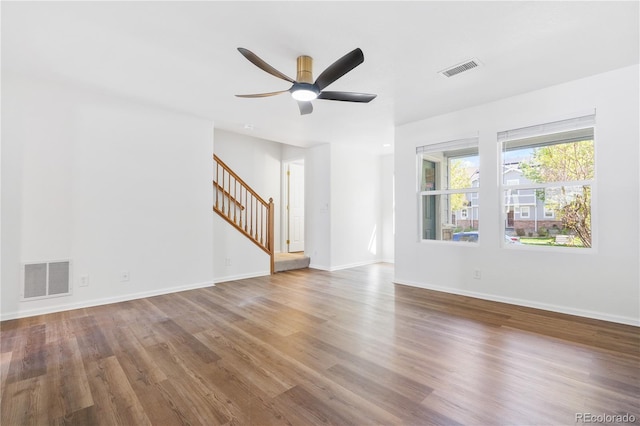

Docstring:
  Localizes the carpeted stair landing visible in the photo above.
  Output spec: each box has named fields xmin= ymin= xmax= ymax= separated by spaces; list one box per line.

xmin=274 ymin=252 xmax=310 ymax=272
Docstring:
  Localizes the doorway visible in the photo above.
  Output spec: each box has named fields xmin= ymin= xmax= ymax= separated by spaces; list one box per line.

xmin=285 ymin=160 xmax=305 ymax=253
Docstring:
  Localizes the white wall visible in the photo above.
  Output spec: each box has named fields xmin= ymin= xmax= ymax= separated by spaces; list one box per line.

xmin=282 ymin=144 xmax=306 ymax=163
xmin=1 ymin=74 xmax=214 ymax=320
xmin=305 ymin=144 xmax=393 ymax=271
xmin=380 ymin=154 xmax=395 ymax=263
xmin=395 ymin=65 xmax=640 ymax=325
xmin=212 ymin=129 xmax=282 ymax=281
xmin=330 ymin=144 xmax=382 ymax=269
xmin=212 ymin=132 xmax=393 ymax=276
xmin=305 ymin=144 xmax=332 ymax=270
xmin=0 ymin=75 xmax=394 ymax=319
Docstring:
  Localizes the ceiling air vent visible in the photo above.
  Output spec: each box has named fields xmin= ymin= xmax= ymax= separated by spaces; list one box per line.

xmin=439 ymin=59 xmax=481 ymax=78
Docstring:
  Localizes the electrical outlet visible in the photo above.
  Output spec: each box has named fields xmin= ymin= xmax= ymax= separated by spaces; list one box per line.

xmin=120 ymin=271 xmax=130 ymax=282
xmin=79 ymin=274 xmax=89 ymax=287
xmin=473 ymin=270 xmax=481 ymax=280
xmin=225 ymin=258 xmax=232 ymax=266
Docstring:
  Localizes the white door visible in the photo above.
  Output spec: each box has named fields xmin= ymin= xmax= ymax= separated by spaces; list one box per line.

xmin=287 ymin=162 xmax=305 ymax=252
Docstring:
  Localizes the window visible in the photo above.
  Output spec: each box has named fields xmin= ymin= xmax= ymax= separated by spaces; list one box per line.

xmin=500 ymin=114 xmax=595 ymax=248
xmin=417 ymin=138 xmax=479 ymax=242
xmin=544 ymin=206 xmax=555 ymax=218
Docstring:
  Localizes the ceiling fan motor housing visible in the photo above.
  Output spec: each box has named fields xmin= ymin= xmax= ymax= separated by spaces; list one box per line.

xmin=296 ymin=56 xmax=314 ymax=83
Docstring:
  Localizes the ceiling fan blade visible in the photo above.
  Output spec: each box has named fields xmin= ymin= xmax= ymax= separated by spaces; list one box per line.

xmin=237 ymin=48 xmax=295 ymax=83
xmin=314 ymin=48 xmax=365 ymax=91
xmin=235 ymin=90 xmax=289 ymax=98
xmin=297 ymin=101 xmax=313 ymax=115
xmin=317 ymin=91 xmax=377 ymax=103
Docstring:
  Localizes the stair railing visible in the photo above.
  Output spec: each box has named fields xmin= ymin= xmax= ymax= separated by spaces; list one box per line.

xmin=213 ymin=154 xmax=274 ymax=274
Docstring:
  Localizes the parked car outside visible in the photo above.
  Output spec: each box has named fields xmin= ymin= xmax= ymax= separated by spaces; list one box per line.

xmin=452 ymin=231 xmax=479 ymax=242
xmin=451 ymin=231 xmax=521 ymax=244
xmin=504 ymin=234 xmax=521 ymax=244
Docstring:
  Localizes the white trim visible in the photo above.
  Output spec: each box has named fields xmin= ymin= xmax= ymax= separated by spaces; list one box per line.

xmin=329 ymin=259 xmax=380 ymax=272
xmin=1 ymin=280 xmax=216 ymax=321
xmin=394 ymin=278 xmax=639 ymax=327
xmin=309 ymin=263 xmax=331 ymax=271
xmin=420 ymin=188 xmax=479 ymax=196
xmin=312 ymin=259 xmax=382 ymax=272
xmin=420 ymin=239 xmax=480 ymax=247
xmin=214 ymin=271 xmax=269 ymax=283
xmin=504 ymin=179 xmax=594 ymax=191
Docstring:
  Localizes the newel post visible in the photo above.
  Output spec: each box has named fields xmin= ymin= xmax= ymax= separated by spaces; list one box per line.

xmin=268 ymin=198 xmax=275 ymax=275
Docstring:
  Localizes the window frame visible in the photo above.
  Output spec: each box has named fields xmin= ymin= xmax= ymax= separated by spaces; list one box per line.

xmin=416 ymin=138 xmax=480 ymax=244
xmin=544 ymin=206 xmax=555 ymax=219
xmin=499 ymin=115 xmax=596 ymax=251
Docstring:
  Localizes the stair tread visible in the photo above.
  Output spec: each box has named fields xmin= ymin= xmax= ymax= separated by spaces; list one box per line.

xmin=274 ymin=253 xmax=310 ymax=272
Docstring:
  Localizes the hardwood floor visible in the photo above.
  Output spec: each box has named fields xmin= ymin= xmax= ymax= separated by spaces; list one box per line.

xmin=1 ymin=263 xmax=638 ymax=425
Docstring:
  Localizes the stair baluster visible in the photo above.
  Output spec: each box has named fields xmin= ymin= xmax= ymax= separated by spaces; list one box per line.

xmin=212 ymin=154 xmax=275 ymax=274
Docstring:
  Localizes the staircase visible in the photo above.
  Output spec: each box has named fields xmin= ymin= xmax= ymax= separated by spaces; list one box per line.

xmin=213 ymin=154 xmax=275 ymax=274
xmin=274 ymin=252 xmax=311 ymax=272
xmin=213 ymin=154 xmax=311 ymax=274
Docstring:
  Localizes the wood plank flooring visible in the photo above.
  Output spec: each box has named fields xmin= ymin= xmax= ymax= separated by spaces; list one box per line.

xmin=1 ymin=263 xmax=638 ymax=425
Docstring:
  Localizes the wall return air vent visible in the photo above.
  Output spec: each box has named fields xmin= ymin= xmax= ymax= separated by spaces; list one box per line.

xmin=22 ymin=260 xmax=72 ymax=300
xmin=439 ymin=58 xmax=481 ymax=78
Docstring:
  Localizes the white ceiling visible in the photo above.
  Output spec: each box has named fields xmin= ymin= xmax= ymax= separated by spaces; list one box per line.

xmin=3 ymin=1 xmax=638 ymax=152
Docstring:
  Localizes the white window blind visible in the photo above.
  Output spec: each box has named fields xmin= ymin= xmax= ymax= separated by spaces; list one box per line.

xmin=498 ymin=113 xmax=595 ymax=145
xmin=417 ymin=137 xmax=479 ymax=155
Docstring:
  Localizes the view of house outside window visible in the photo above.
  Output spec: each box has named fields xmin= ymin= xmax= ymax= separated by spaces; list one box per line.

xmin=417 ymin=138 xmax=479 ymax=242
xmin=500 ymin=116 xmax=595 ymax=248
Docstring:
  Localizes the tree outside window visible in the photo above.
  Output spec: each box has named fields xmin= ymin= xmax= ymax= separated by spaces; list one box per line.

xmin=417 ymin=138 xmax=479 ymax=242
xmin=521 ymin=140 xmax=594 ymax=247
xmin=501 ymin=121 xmax=595 ymax=248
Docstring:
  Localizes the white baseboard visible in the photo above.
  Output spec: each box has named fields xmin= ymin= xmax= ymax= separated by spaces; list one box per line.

xmin=309 ymin=263 xmax=330 ymax=271
xmin=310 ymin=260 xmax=389 ymax=272
xmin=394 ymin=278 xmax=640 ymax=327
xmin=1 ymin=281 xmax=216 ymax=321
xmin=327 ymin=259 xmax=381 ymax=272
xmin=214 ymin=270 xmax=270 ymax=283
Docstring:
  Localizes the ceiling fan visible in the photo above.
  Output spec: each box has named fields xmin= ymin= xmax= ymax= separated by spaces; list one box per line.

xmin=235 ymin=47 xmax=377 ymax=115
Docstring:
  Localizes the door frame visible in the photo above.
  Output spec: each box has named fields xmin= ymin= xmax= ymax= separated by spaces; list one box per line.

xmin=282 ymin=159 xmax=305 ymax=253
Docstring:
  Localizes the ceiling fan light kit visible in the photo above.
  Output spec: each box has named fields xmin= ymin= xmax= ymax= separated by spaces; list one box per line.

xmin=291 ymin=86 xmax=318 ymax=101
xmin=236 ymin=47 xmax=377 ymax=115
